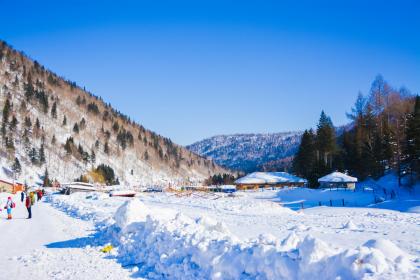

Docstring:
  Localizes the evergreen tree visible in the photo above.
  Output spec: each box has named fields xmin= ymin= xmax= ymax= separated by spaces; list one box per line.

xmin=29 ymin=147 xmax=38 ymax=164
xmin=51 ymin=101 xmax=57 ymax=118
xmin=316 ymin=111 xmax=337 ymax=173
xmin=43 ymin=168 xmax=51 ymax=187
xmin=12 ymin=157 xmax=21 ymax=175
xmin=292 ymin=129 xmax=317 ymax=187
xmin=73 ymin=123 xmax=79 ymax=134
xmin=9 ymin=116 xmax=18 ymax=131
xmin=64 ymin=137 xmax=74 ymax=155
xmin=35 ymin=118 xmax=41 ymax=130
xmin=2 ymin=98 xmax=11 ymax=139
xmin=90 ymin=150 xmax=96 ymax=166
xmin=24 ymin=116 xmax=32 ymax=128
xmin=80 ymin=118 xmax=86 ymax=130
xmin=406 ymin=95 xmax=420 ymax=180
xmin=62 ymin=115 xmax=67 ymax=126
xmin=39 ymin=144 xmax=46 ymax=163
xmin=104 ymin=141 xmax=109 ymax=154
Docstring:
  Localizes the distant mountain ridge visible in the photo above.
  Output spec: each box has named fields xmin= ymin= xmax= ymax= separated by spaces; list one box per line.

xmin=187 ymin=132 xmax=303 ymax=172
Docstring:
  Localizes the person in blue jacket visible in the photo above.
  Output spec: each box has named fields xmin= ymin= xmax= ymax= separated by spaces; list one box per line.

xmin=4 ymin=197 xmax=14 ymax=220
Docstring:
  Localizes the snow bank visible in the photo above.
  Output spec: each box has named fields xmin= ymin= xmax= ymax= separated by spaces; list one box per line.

xmin=102 ymin=200 xmax=415 ymax=280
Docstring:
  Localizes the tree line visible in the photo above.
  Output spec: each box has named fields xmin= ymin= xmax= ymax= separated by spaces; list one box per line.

xmin=293 ymin=75 xmax=420 ymax=188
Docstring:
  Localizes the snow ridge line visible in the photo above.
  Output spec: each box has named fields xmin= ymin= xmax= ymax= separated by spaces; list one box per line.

xmin=48 ymin=194 xmax=416 ymax=280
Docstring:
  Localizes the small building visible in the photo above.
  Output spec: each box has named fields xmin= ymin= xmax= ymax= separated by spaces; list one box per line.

xmin=234 ymin=172 xmax=307 ymax=190
xmin=0 ymin=178 xmax=24 ymax=194
xmin=60 ymin=182 xmax=97 ymax=195
xmin=318 ymin=172 xmax=358 ymax=190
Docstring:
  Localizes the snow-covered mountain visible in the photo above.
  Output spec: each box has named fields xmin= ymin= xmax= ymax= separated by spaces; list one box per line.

xmin=187 ymin=132 xmax=303 ymax=172
xmin=0 ymin=40 xmax=227 ymax=186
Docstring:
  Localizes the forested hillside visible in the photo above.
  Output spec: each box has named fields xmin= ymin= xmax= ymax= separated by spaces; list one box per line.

xmin=187 ymin=132 xmax=302 ymax=172
xmin=0 ymin=40 xmax=227 ymax=186
xmin=293 ymin=75 xmax=419 ymax=187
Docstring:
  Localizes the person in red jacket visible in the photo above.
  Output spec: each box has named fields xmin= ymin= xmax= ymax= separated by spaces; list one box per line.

xmin=25 ymin=194 xmax=32 ymax=219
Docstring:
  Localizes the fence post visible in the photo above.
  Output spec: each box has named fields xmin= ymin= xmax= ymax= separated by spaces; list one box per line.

xmin=319 ymin=201 xmax=321 ymax=206
xmin=330 ymin=200 xmax=332 ymax=207
xmin=342 ymin=199 xmax=345 ymax=206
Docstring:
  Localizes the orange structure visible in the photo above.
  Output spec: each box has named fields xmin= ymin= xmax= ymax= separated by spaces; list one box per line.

xmin=0 ymin=179 xmax=24 ymax=194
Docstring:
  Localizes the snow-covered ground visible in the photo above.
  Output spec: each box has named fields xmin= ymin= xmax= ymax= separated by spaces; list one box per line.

xmin=1 ymin=184 xmax=419 ymax=279
xmin=0 ymin=192 xmax=134 ymax=279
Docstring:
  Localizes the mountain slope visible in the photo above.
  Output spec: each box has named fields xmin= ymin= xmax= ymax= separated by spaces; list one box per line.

xmin=187 ymin=132 xmax=302 ymax=172
xmin=0 ymin=40 xmax=227 ymax=186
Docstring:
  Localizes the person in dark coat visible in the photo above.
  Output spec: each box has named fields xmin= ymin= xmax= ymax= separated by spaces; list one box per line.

xmin=25 ymin=194 xmax=32 ymax=219
xmin=21 ymin=191 xmax=25 ymax=202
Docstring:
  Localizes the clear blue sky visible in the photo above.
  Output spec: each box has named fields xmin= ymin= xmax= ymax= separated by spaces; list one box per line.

xmin=1 ymin=0 xmax=419 ymax=145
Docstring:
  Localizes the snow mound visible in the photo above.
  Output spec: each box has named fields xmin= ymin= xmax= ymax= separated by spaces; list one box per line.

xmin=103 ymin=200 xmax=415 ymax=279
xmin=114 ymin=200 xmax=150 ymax=229
xmin=343 ymin=220 xmax=358 ymax=230
xmin=364 ymin=239 xmax=410 ymax=261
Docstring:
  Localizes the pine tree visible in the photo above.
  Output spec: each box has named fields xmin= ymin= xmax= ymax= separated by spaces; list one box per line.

xmin=80 ymin=118 xmax=86 ymax=130
xmin=316 ymin=111 xmax=337 ymax=173
xmin=9 ymin=116 xmax=18 ymax=131
xmin=292 ymin=129 xmax=317 ymax=187
xmin=90 ymin=149 xmax=96 ymax=166
xmin=51 ymin=101 xmax=57 ymax=118
xmin=29 ymin=147 xmax=38 ymax=164
xmin=73 ymin=123 xmax=79 ymax=134
xmin=43 ymin=168 xmax=51 ymax=187
xmin=64 ymin=137 xmax=74 ymax=155
xmin=62 ymin=115 xmax=67 ymax=126
xmin=24 ymin=116 xmax=32 ymax=128
xmin=12 ymin=157 xmax=21 ymax=175
xmin=104 ymin=141 xmax=109 ymax=154
xmin=2 ymin=98 xmax=11 ymax=139
xmin=35 ymin=118 xmax=41 ymax=129
xmin=406 ymin=95 xmax=420 ymax=180
xmin=39 ymin=144 xmax=46 ymax=164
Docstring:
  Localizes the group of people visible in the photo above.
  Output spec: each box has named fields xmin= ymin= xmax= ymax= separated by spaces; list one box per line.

xmin=2 ymin=189 xmax=44 ymax=220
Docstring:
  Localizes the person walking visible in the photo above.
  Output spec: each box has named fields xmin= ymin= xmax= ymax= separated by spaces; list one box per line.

xmin=4 ymin=197 xmax=15 ymax=220
xmin=21 ymin=191 xmax=25 ymax=203
xmin=25 ymin=193 xmax=32 ymax=219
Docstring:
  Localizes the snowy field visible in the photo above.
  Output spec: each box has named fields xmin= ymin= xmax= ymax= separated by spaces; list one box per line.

xmin=1 ymin=185 xmax=419 ymax=280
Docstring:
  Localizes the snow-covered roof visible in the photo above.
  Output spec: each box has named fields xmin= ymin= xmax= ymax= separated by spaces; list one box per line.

xmin=318 ymin=172 xmax=358 ymax=183
xmin=235 ymin=172 xmax=307 ymax=185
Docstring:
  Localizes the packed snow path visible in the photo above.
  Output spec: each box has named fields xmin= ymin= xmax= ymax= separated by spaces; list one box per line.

xmin=0 ymin=193 xmax=132 ymax=279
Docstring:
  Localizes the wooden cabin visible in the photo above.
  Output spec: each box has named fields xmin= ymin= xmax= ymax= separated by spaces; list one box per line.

xmin=235 ymin=172 xmax=307 ymax=190
xmin=318 ymin=172 xmax=358 ymax=190
xmin=0 ymin=178 xmax=24 ymax=194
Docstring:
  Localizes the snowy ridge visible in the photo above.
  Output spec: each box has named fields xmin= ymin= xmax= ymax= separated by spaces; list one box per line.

xmin=47 ymin=194 xmax=418 ymax=280
xmin=187 ymin=132 xmax=303 ymax=172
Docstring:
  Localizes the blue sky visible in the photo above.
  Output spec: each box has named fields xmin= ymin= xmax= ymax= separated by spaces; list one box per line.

xmin=1 ymin=0 xmax=419 ymax=145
